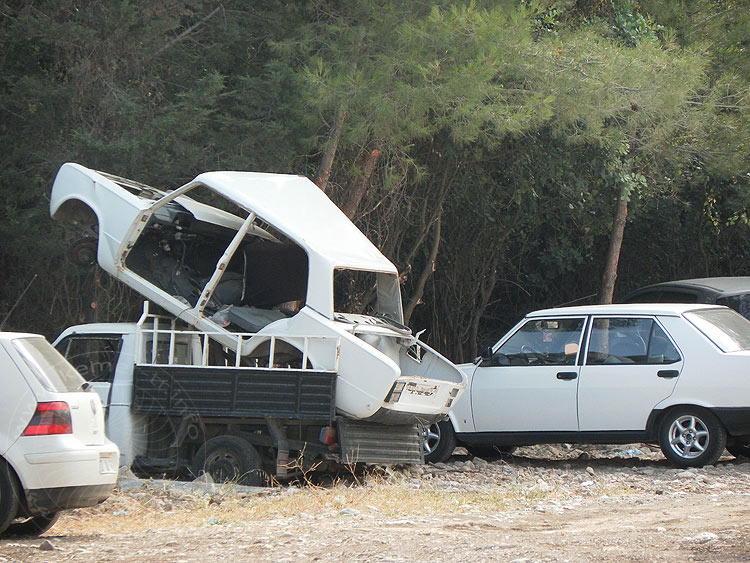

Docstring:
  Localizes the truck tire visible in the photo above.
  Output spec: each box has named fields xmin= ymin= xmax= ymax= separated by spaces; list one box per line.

xmin=192 ymin=436 xmax=266 ymax=486
xmin=0 ymin=459 xmax=20 ymax=535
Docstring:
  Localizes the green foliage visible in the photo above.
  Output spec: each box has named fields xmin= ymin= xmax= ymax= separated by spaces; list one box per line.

xmin=0 ymin=0 xmax=748 ymax=359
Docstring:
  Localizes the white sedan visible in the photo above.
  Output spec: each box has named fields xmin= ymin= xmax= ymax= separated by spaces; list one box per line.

xmin=423 ymin=304 xmax=750 ymax=468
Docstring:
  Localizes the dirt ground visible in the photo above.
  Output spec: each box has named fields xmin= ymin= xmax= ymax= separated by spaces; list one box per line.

xmin=3 ymin=445 xmax=750 ymax=562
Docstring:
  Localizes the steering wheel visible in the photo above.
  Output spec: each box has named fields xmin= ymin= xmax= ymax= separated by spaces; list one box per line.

xmin=520 ymin=344 xmax=542 ymax=364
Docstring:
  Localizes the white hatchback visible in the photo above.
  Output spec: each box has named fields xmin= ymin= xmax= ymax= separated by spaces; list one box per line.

xmin=0 ymin=333 xmax=118 ymax=537
xmin=423 ymin=304 xmax=750 ymax=468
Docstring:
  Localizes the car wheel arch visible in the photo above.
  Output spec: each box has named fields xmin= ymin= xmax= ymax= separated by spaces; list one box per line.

xmin=0 ymin=455 xmax=28 ymax=513
xmin=647 ymin=403 xmax=728 ymax=436
xmin=52 ymin=198 xmax=100 ymax=233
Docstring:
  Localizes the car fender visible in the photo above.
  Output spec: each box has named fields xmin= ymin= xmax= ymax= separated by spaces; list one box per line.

xmin=646 ymin=398 xmax=720 ymax=436
xmin=447 ymin=362 xmax=478 ymax=433
xmin=50 ymin=163 xmax=149 ymax=274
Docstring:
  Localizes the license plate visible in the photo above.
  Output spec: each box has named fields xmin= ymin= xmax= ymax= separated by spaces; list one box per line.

xmin=99 ymin=452 xmax=117 ymax=474
xmin=405 ymin=382 xmax=438 ymax=397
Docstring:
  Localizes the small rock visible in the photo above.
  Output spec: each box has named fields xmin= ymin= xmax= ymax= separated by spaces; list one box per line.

xmin=473 ymin=457 xmax=489 ymax=468
xmin=586 ymin=466 xmax=595 ymax=476
xmin=339 ymin=508 xmax=361 ymax=516
xmin=676 ymin=471 xmax=695 ymax=479
xmin=682 ymin=532 xmax=718 ymax=543
xmin=38 ymin=540 xmax=55 ymax=551
xmin=193 ymin=473 xmax=214 ymax=484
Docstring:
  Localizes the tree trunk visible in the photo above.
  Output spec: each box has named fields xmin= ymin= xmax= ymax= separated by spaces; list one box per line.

xmin=404 ymin=213 xmax=441 ymax=324
xmin=315 ymin=105 xmax=346 ymax=193
xmin=600 ymin=184 xmax=629 ymax=304
xmin=340 ymin=141 xmax=382 ymax=219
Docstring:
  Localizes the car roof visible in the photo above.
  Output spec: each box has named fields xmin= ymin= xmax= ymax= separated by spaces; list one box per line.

xmin=627 ymin=277 xmax=750 ymax=297
xmin=527 ymin=303 xmax=725 ymax=318
xmin=0 ymin=332 xmax=44 ymax=341
xmin=192 ymin=171 xmax=397 ymax=274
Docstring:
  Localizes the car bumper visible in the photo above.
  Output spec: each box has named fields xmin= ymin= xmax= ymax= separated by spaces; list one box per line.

xmin=25 ymin=483 xmax=115 ymax=514
xmin=6 ymin=437 xmax=119 ymax=492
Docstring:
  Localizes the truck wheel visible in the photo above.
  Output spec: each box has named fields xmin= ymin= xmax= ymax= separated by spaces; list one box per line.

xmin=421 ymin=420 xmax=456 ymax=464
xmin=192 ymin=436 xmax=266 ymax=486
xmin=3 ymin=513 xmax=59 ymax=537
xmin=658 ymin=407 xmax=726 ymax=468
xmin=0 ymin=459 xmax=20 ymax=535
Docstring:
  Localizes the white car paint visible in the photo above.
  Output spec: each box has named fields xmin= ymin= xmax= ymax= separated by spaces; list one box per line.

xmin=442 ymin=304 xmax=750 ymax=466
xmin=0 ymin=332 xmax=118 ymax=533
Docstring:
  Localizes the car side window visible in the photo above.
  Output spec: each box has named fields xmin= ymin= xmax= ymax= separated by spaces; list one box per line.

xmin=647 ymin=323 xmax=681 ymax=364
xmin=55 ymin=335 xmax=123 ymax=383
xmin=586 ymin=318 xmax=680 ymax=365
xmin=495 ymin=318 xmax=585 ymax=366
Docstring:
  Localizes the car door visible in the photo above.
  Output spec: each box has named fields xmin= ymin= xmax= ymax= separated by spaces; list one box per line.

xmin=54 ymin=335 xmax=123 ymax=414
xmin=471 ymin=316 xmax=585 ymax=432
xmin=577 ymin=316 xmax=683 ymax=431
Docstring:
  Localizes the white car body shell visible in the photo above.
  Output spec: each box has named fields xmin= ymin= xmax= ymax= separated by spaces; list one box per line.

xmin=50 ymin=163 xmax=465 ymax=423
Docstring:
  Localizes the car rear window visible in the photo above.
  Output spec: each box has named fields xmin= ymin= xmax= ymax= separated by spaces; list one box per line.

xmin=684 ymin=308 xmax=750 ymax=352
xmin=13 ymin=337 xmax=86 ymax=393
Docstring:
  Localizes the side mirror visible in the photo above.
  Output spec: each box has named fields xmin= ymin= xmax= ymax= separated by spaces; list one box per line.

xmin=479 ymin=347 xmax=510 ymax=367
xmin=476 ymin=346 xmax=493 ymax=365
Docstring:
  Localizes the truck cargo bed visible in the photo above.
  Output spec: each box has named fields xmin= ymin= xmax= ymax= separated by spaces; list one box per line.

xmin=132 ymin=365 xmax=336 ymax=421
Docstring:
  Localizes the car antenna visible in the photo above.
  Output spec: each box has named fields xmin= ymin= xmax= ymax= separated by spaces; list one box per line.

xmin=0 ymin=274 xmax=38 ymax=330
xmin=555 ymin=292 xmax=598 ymax=308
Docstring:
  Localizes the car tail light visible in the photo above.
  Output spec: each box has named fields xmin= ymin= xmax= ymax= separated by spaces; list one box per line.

xmin=23 ymin=401 xmax=72 ymax=436
xmin=319 ymin=426 xmax=337 ymax=446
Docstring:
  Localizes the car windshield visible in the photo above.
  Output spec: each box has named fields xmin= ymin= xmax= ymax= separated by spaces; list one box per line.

xmin=684 ymin=308 xmax=750 ymax=352
xmin=13 ymin=337 xmax=86 ymax=393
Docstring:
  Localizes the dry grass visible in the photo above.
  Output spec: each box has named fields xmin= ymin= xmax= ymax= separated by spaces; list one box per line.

xmin=52 ymin=475 xmax=511 ymax=535
xmin=50 ymin=466 xmax=644 ymax=537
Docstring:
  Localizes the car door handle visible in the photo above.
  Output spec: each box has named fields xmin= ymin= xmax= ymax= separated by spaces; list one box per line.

xmin=556 ymin=372 xmax=578 ymax=380
xmin=657 ymin=370 xmax=679 ymax=379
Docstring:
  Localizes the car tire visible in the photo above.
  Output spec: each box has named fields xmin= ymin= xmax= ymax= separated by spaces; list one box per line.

xmin=465 ymin=445 xmax=517 ymax=459
xmin=726 ymin=440 xmax=750 ymax=459
xmin=421 ymin=420 xmax=456 ymax=464
xmin=658 ymin=407 xmax=727 ymax=468
xmin=192 ymin=435 xmax=266 ymax=486
xmin=3 ymin=513 xmax=60 ymax=537
xmin=0 ymin=459 xmax=20 ymax=535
